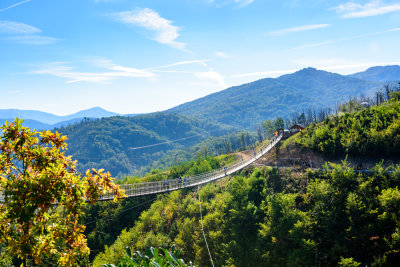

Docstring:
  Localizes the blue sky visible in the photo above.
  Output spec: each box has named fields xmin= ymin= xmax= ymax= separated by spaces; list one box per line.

xmin=1 ymin=0 xmax=400 ymax=115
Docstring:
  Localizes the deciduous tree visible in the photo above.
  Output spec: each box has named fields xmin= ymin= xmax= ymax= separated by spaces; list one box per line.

xmin=0 ymin=119 xmax=125 ymax=266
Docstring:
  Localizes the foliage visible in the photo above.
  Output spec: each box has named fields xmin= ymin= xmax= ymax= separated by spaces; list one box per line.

xmin=262 ymin=117 xmax=284 ymax=137
xmin=93 ymin=163 xmax=400 ymax=266
xmin=55 ymin=113 xmax=233 ymax=176
xmin=0 ymin=119 xmax=125 ymax=266
xmin=84 ymin=154 xmax=232 ymax=261
xmin=297 ymin=98 xmax=400 ymax=158
xmin=103 ymin=245 xmax=194 ymax=267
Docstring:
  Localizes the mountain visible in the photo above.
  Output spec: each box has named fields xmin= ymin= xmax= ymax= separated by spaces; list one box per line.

xmin=168 ymin=67 xmax=381 ymax=129
xmin=0 ymin=118 xmax=51 ymax=130
xmin=55 ymin=112 xmax=233 ymax=176
xmin=0 ymin=107 xmax=119 ymax=125
xmin=61 ymin=107 xmax=119 ymax=121
xmin=348 ymin=65 xmax=400 ymax=82
xmin=0 ymin=117 xmax=90 ymax=131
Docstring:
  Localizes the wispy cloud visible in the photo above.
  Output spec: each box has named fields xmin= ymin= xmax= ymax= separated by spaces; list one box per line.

xmin=335 ymin=0 xmax=400 ymax=18
xmin=0 ymin=20 xmax=60 ymax=45
xmin=195 ymin=70 xmax=227 ymax=88
xmin=113 ymin=8 xmax=188 ymax=51
xmin=146 ymin=60 xmax=209 ymax=70
xmin=215 ymin=51 xmax=232 ymax=58
xmin=0 ymin=21 xmax=40 ymax=33
xmin=234 ymin=0 xmax=254 ymax=7
xmin=268 ymin=24 xmax=330 ymax=36
xmin=4 ymin=35 xmax=60 ymax=45
xmin=30 ymin=61 xmax=155 ymax=83
xmin=29 ymin=58 xmax=227 ymax=88
xmin=294 ymin=27 xmax=400 ymax=49
xmin=0 ymin=0 xmax=31 ymax=13
xmin=207 ymin=0 xmax=254 ymax=8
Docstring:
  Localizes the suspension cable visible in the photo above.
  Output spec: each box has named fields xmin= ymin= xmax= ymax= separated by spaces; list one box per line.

xmin=197 ymin=185 xmax=215 ymax=267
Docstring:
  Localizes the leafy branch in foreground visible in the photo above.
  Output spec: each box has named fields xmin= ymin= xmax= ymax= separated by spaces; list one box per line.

xmin=0 ymin=119 xmax=126 ymax=266
xmin=104 ymin=245 xmax=194 ymax=267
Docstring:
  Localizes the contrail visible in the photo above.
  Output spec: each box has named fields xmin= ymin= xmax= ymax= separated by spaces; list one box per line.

xmin=0 ymin=0 xmax=31 ymax=13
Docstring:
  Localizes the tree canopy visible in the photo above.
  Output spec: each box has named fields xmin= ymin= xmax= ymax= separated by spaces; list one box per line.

xmin=0 ymin=119 xmax=125 ymax=266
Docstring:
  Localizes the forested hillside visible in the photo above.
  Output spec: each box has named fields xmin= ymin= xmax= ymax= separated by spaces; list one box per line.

xmin=87 ymin=90 xmax=400 ymax=267
xmin=93 ymin=163 xmax=400 ymax=266
xmin=169 ymin=68 xmax=383 ymax=129
xmin=84 ymin=155 xmax=235 ymax=262
xmin=297 ymin=91 xmax=400 ymax=158
xmin=56 ymin=113 xmax=234 ymax=176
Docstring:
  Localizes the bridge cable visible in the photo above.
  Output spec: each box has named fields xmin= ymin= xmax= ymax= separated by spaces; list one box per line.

xmin=128 ymin=134 xmax=202 ymax=150
xmin=197 ymin=185 xmax=215 ymax=267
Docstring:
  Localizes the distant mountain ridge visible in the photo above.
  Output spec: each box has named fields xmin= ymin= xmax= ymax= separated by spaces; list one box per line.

xmin=348 ymin=65 xmax=400 ymax=82
xmin=0 ymin=107 xmax=120 ymax=130
xmin=168 ymin=66 xmax=398 ymax=129
xmin=0 ymin=107 xmax=118 ymax=125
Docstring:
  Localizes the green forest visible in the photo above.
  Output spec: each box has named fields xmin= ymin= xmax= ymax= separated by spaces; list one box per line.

xmin=297 ymin=91 xmax=400 ymax=158
xmin=54 ymin=112 xmax=260 ymax=177
xmin=1 ymin=87 xmax=400 ymax=266
xmin=86 ymin=91 xmax=400 ymax=267
xmin=55 ymin=113 xmax=236 ymax=176
xmin=92 ymin=163 xmax=400 ymax=266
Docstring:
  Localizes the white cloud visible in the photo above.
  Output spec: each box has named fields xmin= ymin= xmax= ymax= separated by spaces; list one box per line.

xmin=30 ymin=58 xmax=219 ymax=85
xmin=268 ymin=24 xmax=330 ymax=36
xmin=30 ymin=57 xmax=227 ymax=89
xmin=215 ymin=51 xmax=232 ymax=58
xmin=31 ymin=61 xmax=155 ymax=83
xmin=0 ymin=21 xmax=40 ymax=33
xmin=335 ymin=0 xmax=400 ymax=18
xmin=0 ymin=0 xmax=31 ymax=13
xmin=0 ymin=20 xmax=60 ymax=45
xmin=146 ymin=60 xmax=209 ymax=70
xmin=114 ymin=8 xmax=187 ymax=51
xmin=234 ymin=0 xmax=254 ymax=7
xmin=195 ymin=70 xmax=227 ymax=88
xmin=294 ymin=27 xmax=400 ymax=49
xmin=4 ymin=35 xmax=60 ymax=45
xmin=208 ymin=0 xmax=254 ymax=8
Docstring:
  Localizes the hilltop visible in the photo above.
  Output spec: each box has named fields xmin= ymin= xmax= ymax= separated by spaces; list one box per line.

xmin=168 ymin=67 xmax=384 ymax=129
xmin=261 ymin=89 xmax=400 ymax=169
xmin=349 ymin=65 xmax=400 ymax=82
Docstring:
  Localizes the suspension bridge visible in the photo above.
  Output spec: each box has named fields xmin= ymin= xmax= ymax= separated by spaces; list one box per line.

xmin=0 ymin=134 xmax=283 ymax=203
xmin=99 ymin=134 xmax=283 ymax=201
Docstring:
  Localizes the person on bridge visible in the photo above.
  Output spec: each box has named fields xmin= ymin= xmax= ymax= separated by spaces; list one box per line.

xmin=183 ymin=176 xmax=187 ymax=186
xmin=224 ymin=166 xmax=227 ymax=175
